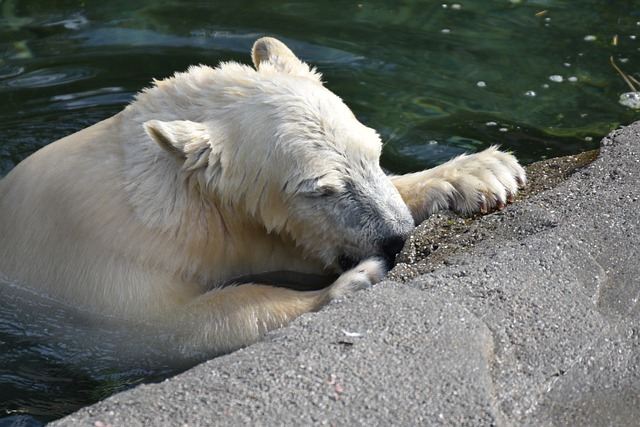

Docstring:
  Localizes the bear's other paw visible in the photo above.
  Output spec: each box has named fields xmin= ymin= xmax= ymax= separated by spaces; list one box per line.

xmin=442 ymin=147 xmax=526 ymax=214
xmin=446 ymin=146 xmax=526 ymax=215
xmin=328 ymin=258 xmax=387 ymax=300
xmin=392 ymin=146 xmax=526 ymax=223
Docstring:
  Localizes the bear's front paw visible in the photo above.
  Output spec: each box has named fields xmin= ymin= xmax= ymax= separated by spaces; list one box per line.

xmin=328 ymin=258 xmax=387 ymax=299
xmin=446 ymin=146 xmax=526 ymax=215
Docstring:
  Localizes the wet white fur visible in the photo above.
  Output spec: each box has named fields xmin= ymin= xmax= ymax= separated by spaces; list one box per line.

xmin=0 ymin=38 xmax=524 ymax=358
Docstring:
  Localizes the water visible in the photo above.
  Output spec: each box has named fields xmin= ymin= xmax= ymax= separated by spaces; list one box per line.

xmin=0 ymin=0 xmax=638 ymax=424
xmin=0 ymin=279 xmax=189 ymax=425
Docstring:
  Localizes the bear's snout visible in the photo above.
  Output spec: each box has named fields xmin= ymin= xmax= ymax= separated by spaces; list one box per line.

xmin=380 ymin=234 xmax=407 ymax=269
xmin=337 ymin=233 xmax=408 ymax=272
xmin=381 ymin=235 xmax=406 ymax=260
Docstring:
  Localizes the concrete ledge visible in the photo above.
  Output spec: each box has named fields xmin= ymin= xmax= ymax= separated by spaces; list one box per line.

xmin=52 ymin=122 xmax=640 ymax=426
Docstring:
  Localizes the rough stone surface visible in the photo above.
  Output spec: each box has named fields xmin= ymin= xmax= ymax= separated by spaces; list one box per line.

xmin=51 ymin=122 xmax=640 ymax=427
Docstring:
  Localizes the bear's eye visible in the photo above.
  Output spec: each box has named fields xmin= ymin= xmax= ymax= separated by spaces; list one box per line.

xmin=298 ymin=179 xmax=342 ymax=198
xmin=314 ymin=184 xmax=339 ymax=197
xmin=302 ymin=185 xmax=339 ymax=198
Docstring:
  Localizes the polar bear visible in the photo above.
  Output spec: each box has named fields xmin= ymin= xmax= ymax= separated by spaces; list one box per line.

xmin=0 ymin=37 xmax=525 ymax=358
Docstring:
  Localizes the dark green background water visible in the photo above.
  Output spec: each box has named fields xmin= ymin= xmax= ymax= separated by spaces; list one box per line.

xmin=0 ymin=0 xmax=639 ymax=425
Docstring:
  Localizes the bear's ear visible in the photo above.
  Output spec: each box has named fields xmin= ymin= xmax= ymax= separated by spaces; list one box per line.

xmin=144 ymin=120 xmax=212 ymax=164
xmin=251 ymin=37 xmax=322 ymax=82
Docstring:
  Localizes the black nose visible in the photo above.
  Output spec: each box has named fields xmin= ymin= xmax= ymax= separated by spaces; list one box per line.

xmin=382 ymin=235 xmax=406 ymax=261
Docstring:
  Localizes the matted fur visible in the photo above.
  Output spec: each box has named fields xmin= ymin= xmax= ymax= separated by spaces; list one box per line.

xmin=0 ymin=37 xmax=525 ymax=358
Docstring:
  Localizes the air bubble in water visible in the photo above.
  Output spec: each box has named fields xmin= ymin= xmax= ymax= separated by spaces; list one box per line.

xmin=619 ymin=92 xmax=640 ymax=109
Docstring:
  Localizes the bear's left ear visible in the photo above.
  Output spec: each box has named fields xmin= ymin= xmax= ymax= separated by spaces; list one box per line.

xmin=251 ymin=37 xmax=322 ymax=82
xmin=144 ymin=120 xmax=212 ymax=169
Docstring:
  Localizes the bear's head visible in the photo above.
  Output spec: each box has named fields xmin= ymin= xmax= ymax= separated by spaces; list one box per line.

xmin=143 ymin=37 xmax=414 ymax=272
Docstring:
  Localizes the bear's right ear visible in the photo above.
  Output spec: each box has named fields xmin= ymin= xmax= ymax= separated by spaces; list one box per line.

xmin=144 ymin=120 xmax=212 ymax=168
xmin=251 ymin=37 xmax=322 ymax=82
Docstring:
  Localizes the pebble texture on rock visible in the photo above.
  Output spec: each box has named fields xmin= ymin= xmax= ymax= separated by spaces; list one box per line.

xmin=52 ymin=122 xmax=640 ymax=427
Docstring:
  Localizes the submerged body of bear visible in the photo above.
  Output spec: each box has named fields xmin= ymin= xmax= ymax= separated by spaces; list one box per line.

xmin=0 ymin=38 xmax=525 ymax=358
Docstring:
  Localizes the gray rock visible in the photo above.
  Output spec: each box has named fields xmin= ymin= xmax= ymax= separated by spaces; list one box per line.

xmin=51 ymin=122 xmax=640 ymax=426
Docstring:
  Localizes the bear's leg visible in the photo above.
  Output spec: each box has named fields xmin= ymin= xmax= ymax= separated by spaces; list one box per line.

xmin=390 ymin=146 xmax=526 ymax=224
xmin=175 ymin=259 xmax=385 ymax=355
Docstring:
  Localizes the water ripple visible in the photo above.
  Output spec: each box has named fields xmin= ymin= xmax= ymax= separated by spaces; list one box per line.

xmin=0 ymin=67 xmax=99 ymax=89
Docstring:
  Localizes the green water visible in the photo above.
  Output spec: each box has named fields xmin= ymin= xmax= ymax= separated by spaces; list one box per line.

xmin=0 ymin=0 xmax=639 ymax=424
